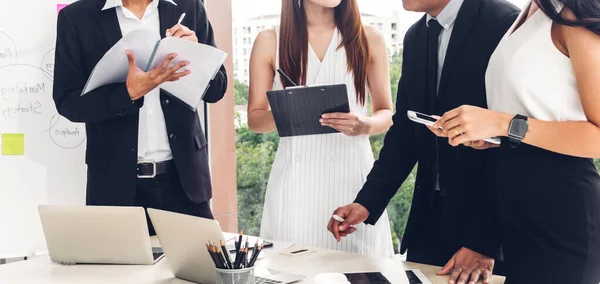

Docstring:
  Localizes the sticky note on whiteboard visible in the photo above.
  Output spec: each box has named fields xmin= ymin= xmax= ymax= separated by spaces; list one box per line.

xmin=57 ymin=4 xmax=68 ymax=14
xmin=1 ymin=133 xmax=25 ymax=155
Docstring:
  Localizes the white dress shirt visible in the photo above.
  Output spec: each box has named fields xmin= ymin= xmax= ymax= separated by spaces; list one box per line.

xmin=426 ymin=0 xmax=465 ymax=91
xmin=102 ymin=0 xmax=177 ymax=162
xmin=426 ymin=0 xmax=464 ymax=191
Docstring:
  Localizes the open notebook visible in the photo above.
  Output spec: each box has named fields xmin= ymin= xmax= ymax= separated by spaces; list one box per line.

xmin=267 ymin=84 xmax=350 ymax=137
xmin=82 ymin=29 xmax=227 ymax=110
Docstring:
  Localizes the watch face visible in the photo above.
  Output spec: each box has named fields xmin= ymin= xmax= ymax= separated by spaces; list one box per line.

xmin=509 ymin=119 xmax=528 ymax=139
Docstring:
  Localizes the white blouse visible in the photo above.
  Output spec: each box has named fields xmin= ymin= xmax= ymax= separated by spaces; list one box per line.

xmin=485 ymin=0 xmax=587 ymax=122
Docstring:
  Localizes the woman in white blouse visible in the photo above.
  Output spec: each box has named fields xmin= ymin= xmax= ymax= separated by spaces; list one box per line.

xmin=431 ymin=0 xmax=600 ymax=283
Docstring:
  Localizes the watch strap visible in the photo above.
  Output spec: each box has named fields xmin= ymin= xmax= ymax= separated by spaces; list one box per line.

xmin=508 ymin=114 xmax=528 ymax=148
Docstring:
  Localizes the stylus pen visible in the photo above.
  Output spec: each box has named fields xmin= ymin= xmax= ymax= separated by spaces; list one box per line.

xmin=277 ymin=68 xmax=297 ymax=86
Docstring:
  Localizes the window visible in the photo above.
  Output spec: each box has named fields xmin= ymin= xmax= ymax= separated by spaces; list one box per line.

xmin=231 ymin=0 xmax=592 ymax=255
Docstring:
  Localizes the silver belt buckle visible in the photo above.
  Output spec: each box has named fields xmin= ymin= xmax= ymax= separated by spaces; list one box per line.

xmin=137 ymin=160 xmax=156 ymax=179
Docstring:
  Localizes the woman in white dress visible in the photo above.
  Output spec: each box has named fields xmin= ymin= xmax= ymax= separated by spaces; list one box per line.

xmin=247 ymin=0 xmax=395 ymax=257
xmin=433 ymin=0 xmax=600 ymax=282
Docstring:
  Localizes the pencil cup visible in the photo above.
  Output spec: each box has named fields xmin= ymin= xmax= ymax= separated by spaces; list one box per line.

xmin=216 ymin=267 xmax=255 ymax=284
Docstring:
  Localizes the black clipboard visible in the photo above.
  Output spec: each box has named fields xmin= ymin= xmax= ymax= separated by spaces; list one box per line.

xmin=266 ymin=84 xmax=350 ymax=137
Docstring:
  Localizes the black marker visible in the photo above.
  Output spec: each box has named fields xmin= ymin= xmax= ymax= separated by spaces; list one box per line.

xmin=277 ymin=68 xmax=297 ymax=87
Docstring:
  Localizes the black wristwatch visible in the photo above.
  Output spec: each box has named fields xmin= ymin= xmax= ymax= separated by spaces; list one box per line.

xmin=508 ymin=114 xmax=528 ymax=148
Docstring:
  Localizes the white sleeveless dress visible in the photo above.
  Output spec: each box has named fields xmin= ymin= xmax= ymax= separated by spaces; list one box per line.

xmin=259 ymin=28 xmax=394 ymax=258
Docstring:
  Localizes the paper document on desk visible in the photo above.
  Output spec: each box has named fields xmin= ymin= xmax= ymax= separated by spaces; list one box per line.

xmin=82 ymin=29 xmax=227 ymax=110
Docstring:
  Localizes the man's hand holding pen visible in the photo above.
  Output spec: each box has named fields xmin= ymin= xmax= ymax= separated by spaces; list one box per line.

xmin=166 ymin=13 xmax=197 ymax=43
xmin=327 ymin=203 xmax=370 ymax=242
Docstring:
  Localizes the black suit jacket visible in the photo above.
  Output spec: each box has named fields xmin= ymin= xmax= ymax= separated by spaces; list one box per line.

xmin=354 ymin=0 xmax=519 ymax=262
xmin=53 ymin=0 xmax=227 ymax=206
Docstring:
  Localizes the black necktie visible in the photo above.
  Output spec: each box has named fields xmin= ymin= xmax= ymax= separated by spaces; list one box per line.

xmin=427 ymin=19 xmax=443 ymax=194
xmin=427 ymin=19 xmax=443 ymax=106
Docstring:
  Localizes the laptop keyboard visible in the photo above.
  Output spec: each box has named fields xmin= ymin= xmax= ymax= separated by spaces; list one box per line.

xmin=255 ymin=277 xmax=283 ymax=284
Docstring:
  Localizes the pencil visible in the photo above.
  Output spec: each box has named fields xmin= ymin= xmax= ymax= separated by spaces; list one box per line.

xmin=249 ymin=244 xmax=264 ymax=267
xmin=220 ymin=240 xmax=233 ymax=269
xmin=249 ymin=239 xmax=259 ymax=265
xmin=236 ymin=230 xmax=243 ymax=254
xmin=206 ymin=243 xmax=220 ymax=268
xmin=233 ymin=241 xmax=242 ymax=269
xmin=216 ymin=247 xmax=228 ymax=269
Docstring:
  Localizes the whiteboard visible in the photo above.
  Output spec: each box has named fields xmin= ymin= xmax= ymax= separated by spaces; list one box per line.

xmin=0 ymin=0 xmax=207 ymax=258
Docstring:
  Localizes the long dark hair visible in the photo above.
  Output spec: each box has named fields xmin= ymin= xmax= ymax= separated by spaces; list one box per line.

xmin=279 ymin=0 xmax=370 ymax=105
xmin=536 ymin=0 xmax=600 ymax=35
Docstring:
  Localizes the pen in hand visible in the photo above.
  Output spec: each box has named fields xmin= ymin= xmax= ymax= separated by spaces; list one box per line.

xmin=166 ymin=13 xmax=186 ymax=37
xmin=177 ymin=13 xmax=186 ymax=25
xmin=277 ymin=69 xmax=297 ymax=87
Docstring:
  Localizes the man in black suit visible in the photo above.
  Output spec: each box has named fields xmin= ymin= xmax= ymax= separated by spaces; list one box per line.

xmin=328 ymin=0 xmax=519 ymax=282
xmin=53 ymin=0 xmax=226 ymax=234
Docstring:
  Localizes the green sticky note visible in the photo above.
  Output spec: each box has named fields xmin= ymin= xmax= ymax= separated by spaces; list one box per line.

xmin=1 ymin=133 xmax=25 ymax=155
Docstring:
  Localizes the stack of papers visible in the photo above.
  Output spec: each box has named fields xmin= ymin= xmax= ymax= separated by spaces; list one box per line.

xmin=82 ymin=29 xmax=227 ymax=110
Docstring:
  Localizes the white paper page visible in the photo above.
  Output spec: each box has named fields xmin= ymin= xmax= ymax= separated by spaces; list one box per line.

xmin=149 ymin=37 xmax=227 ymax=110
xmin=82 ymin=29 xmax=160 ymax=95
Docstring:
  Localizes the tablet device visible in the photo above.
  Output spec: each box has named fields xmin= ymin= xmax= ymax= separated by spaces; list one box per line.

xmin=405 ymin=269 xmax=432 ymax=284
xmin=267 ymin=84 xmax=350 ymax=137
xmin=407 ymin=110 xmax=501 ymax=145
xmin=344 ymin=272 xmax=391 ymax=284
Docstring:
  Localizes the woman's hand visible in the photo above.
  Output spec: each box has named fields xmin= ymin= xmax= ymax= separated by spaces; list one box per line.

xmin=433 ymin=105 xmax=512 ymax=147
xmin=463 ymin=140 xmax=500 ymax=150
xmin=320 ymin=112 xmax=372 ymax=136
xmin=426 ymin=114 xmax=499 ymax=150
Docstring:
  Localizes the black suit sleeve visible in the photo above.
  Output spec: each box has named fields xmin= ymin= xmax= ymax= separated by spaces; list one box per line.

xmin=464 ymin=147 xmax=502 ymax=258
xmin=195 ymin=0 xmax=227 ymax=104
xmin=463 ymin=11 xmax=519 ymax=258
xmin=354 ymin=76 xmax=419 ymax=225
xmin=53 ymin=9 xmax=143 ymax=124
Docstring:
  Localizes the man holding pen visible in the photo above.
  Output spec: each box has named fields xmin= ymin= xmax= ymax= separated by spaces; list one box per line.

xmin=53 ymin=0 xmax=227 ymax=235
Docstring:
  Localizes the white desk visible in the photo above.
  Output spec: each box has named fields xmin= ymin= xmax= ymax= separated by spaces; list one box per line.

xmin=0 ymin=237 xmax=505 ymax=284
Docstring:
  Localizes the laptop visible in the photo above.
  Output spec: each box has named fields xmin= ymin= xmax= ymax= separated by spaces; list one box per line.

xmin=147 ymin=208 xmax=305 ymax=284
xmin=38 ymin=205 xmax=164 ymax=265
